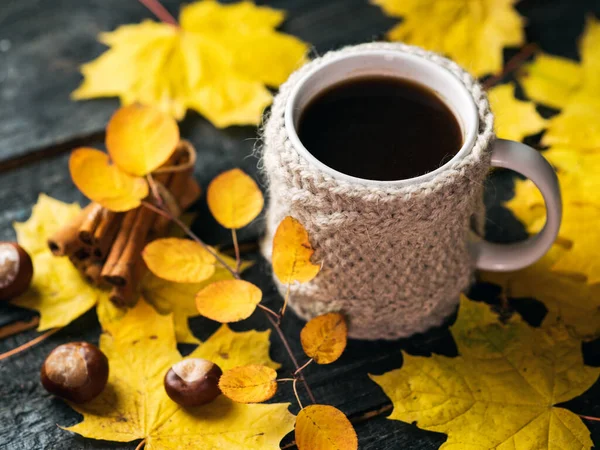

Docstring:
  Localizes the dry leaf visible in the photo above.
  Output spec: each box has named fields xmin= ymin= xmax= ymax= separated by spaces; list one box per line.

xmin=272 ymin=216 xmax=320 ymax=284
xmin=69 ymin=147 xmax=149 ymax=212
xmin=370 ymin=296 xmax=599 ymax=449
xmin=219 ymin=365 xmax=278 ymax=403
xmin=66 ymin=299 xmax=294 ymax=449
xmin=295 ymin=405 xmax=358 ymax=450
xmin=143 ymin=237 xmax=216 ymax=283
xmin=105 ymin=104 xmax=179 ymax=176
xmin=12 ymin=195 xmax=122 ymax=330
xmin=72 ymin=0 xmax=308 ymax=127
xmin=300 ymin=313 xmax=347 ymax=365
xmin=195 ymin=279 xmax=262 ymax=323
xmin=207 ymin=168 xmax=264 ymax=229
xmin=481 ymin=246 xmax=600 ymax=341
xmin=142 ymin=250 xmax=252 ymax=344
xmin=373 ymin=0 xmax=525 ymax=76
xmin=488 ymin=83 xmax=547 ymax=142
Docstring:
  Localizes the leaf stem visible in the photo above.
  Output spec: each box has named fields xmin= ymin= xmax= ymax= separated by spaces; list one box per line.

xmin=138 ymin=0 xmax=178 ymax=26
xmin=482 ymin=43 xmax=538 ymax=90
xmin=579 ymin=414 xmax=600 ymax=422
xmin=0 ymin=328 xmax=60 ymax=361
xmin=292 ymin=378 xmax=303 ymax=410
xmin=294 ymin=358 xmax=313 ymax=376
xmin=134 ymin=439 xmax=146 ymax=450
xmin=0 ymin=317 xmax=40 ymax=339
xmin=280 ymin=283 xmax=291 ymax=319
xmin=277 ymin=378 xmax=295 ymax=382
xmin=146 ymin=174 xmax=164 ymax=209
xmin=231 ymin=228 xmax=241 ymax=274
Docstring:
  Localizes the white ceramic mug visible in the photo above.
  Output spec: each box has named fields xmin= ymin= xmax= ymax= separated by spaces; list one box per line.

xmin=285 ymin=49 xmax=561 ymax=271
xmin=262 ymin=43 xmax=562 ymax=339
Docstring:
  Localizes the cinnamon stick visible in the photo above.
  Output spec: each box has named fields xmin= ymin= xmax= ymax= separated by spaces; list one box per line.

xmin=48 ymin=203 xmax=96 ymax=256
xmin=84 ymin=262 xmax=104 ymax=286
xmin=101 ymin=209 xmax=139 ymax=286
xmin=109 ymin=255 xmax=146 ymax=307
xmin=78 ymin=203 xmax=104 ymax=245
xmin=92 ymin=211 xmax=123 ymax=260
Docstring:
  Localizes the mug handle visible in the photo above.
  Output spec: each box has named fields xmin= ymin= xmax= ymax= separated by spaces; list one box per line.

xmin=472 ymin=138 xmax=562 ymax=271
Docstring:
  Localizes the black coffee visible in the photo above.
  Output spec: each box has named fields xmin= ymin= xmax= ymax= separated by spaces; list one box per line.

xmin=297 ymin=76 xmax=463 ymax=181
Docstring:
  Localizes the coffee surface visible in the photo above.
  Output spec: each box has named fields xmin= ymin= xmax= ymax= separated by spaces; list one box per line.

xmin=297 ymin=76 xmax=463 ymax=181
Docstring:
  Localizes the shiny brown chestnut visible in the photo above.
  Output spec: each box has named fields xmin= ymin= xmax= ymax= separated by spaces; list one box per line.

xmin=40 ymin=342 xmax=109 ymax=404
xmin=0 ymin=242 xmax=33 ymax=301
xmin=164 ymin=358 xmax=222 ymax=407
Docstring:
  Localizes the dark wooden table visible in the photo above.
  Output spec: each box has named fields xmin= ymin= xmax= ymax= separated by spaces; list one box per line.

xmin=1 ymin=1 xmax=599 ymax=449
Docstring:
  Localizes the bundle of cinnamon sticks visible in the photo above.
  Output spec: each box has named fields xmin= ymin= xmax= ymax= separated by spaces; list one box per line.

xmin=48 ymin=141 xmax=201 ymax=308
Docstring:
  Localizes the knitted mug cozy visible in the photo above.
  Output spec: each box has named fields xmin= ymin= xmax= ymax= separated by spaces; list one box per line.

xmin=260 ymin=42 xmax=495 ymax=340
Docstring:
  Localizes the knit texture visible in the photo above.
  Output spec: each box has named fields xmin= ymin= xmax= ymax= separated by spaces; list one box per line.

xmin=260 ymin=43 xmax=495 ymax=340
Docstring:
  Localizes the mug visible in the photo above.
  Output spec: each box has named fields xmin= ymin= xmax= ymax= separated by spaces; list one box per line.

xmin=261 ymin=43 xmax=561 ymax=340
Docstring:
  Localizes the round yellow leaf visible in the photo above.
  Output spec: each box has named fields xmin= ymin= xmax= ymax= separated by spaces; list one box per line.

xmin=207 ymin=169 xmax=264 ymax=229
xmin=300 ymin=313 xmax=347 ymax=364
xmin=69 ymin=147 xmax=149 ymax=212
xmin=196 ymin=279 xmax=262 ymax=323
xmin=219 ymin=364 xmax=278 ymax=403
xmin=272 ymin=216 xmax=320 ymax=284
xmin=106 ymin=104 xmax=179 ymax=176
xmin=142 ymin=238 xmax=216 ymax=283
xmin=295 ymin=405 xmax=357 ymax=450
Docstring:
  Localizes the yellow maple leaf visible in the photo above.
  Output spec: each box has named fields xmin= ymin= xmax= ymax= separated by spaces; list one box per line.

xmin=13 ymin=194 xmax=81 ymax=256
xmin=518 ymin=18 xmax=600 ymax=149
xmin=372 ymin=0 xmax=525 ymax=77
xmin=72 ymin=0 xmax=308 ymax=127
xmin=519 ymin=53 xmax=583 ymax=110
xmin=488 ymin=83 xmax=547 ymax=142
xmin=506 ymin=148 xmax=600 ymax=229
xmin=142 ymin=251 xmax=252 ymax=344
xmin=370 ymin=296 xmax=599 ymax=449
xmin=11 ymin=194 xmax=121 ymax=330
xmin=66 ymin=299 xmax=293 ymax=449
xmin=481 ymin=246 xmax=600 ymax=341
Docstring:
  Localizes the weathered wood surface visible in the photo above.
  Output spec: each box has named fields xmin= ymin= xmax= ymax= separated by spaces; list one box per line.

xmin=0 ymin=0 xmax=599 ymax=449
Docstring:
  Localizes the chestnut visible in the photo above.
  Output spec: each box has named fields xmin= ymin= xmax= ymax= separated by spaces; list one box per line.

xmin=0 ymin=242 xmax=33 ymax=301
xmin=40 ymin=342 xmax=109 ymax=404
xmin=164 ymin=358 xmax=222 ymax=407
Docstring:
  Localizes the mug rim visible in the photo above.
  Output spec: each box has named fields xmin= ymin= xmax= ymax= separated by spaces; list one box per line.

xmin=284 ymin=49 xmax=480 ymax=187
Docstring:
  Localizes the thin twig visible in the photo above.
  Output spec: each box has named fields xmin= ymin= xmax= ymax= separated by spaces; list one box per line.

xmin=294 ymin=358 xmax=313 ymax=376
xmin=231 ymin=229 xmax=242 ymax=273
xmin=0 ymin=317 xmax=40 ymax=339
xmin=138 ymin=0 xmax=178 ymax=26
xmin=134 ymin=439 xmax=146 ymax=450
xmin=483 ymin=43 xmax=538 ymax=90
xmin=143 ymin=200 xmax=317 ymax=405
xmin=258 ymin=303 xmax=281 ymax=320
xmin=292 ymin=378 xmax=303 ymax=410
xmin=277 ymin=378 xmax=295 ymax=382
xmin=141 ymin=201 xmax=237 ymax=278
xmin=0 ymin=328 xmax=60 ymax=361
xmin=265 ymin=312 xmax=317 ymax=404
